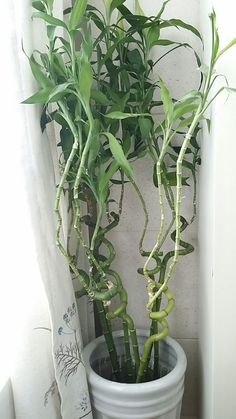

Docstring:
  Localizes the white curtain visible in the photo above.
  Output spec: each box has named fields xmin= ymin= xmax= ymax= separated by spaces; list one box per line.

xmin=0 ymin=1 xmax=92 ymax=418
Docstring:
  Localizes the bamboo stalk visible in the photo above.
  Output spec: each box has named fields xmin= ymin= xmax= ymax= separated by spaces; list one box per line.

xmin=136 ymin=319 xmax=168 ymax=383
xmin=96 ymin=300 xmax=121 ymax=381
xmin=122 ymin=319 xmax=133 ymax=382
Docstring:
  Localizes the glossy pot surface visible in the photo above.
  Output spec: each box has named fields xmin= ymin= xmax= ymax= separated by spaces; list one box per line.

xmin=83 ymin=330 xmax=187 ymax=419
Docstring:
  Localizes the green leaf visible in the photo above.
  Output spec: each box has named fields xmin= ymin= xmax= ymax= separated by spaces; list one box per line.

xmin=217 ymin=38 xmax=236 ymax=61
xmin=127 ymin=49 xmax=144 ymax=71
xmin=173 ymin=102 xmax=199 ymax=120
xmin=98 ymin=161 xmax=119 ymax=197
xmin=123 ymin=135 xmax=131 ymax=155
xmin=160 ymin=19 xmax=202 ymax=40
xmin=33 ymin=12 xmax=67 ymax=29
xmin=57 ymin=37 xmax=71 ymax=56
xmin=155 ymin=0 xmax=170 ymax=20
xmin=79 ymin=62 xmax=93 ymax=106
xmin=22 ymin=83 xmax=71 ymax=104
xmin=128 ymin=146 xmax=147 ymax=159
xmin=154 ymin=39 xmax=179 ymax=46
xmin=52 ymin=53 xmax=67 ymax=78
xmin=106 ymin=111 xmax=150 ymax=120
xmin=117 ymin=4 xmax=148 ymax=31
xmin=88 ymin=124 xmax=101 ymax=170
xmin=153 ymin=168 xmax=189 ymax=188
xmin=179 ymin=90 xmax=202 ymax=102
xmin=32 ymin=1 xmax=46 ymax=12
xmin=135 ymin=0 xmax=145 ymax=16
xmin=48 ymin=82 xmax=72 ymax=102
xmin=190 ymin=135 xmax=200 ymax=150
xmin=168 ymin=154 xmax=194 ymax=171
xmin=68 ymin=0 xmax=87 ymax=31
xmin=47 ymin=25 xmax=56 ymax=42
xmin=59 ymin=128 xmax=74 ymax=162
xmin=91 ymin=90 xmax=110 ymax=106
xmin=159 ymin=77 xmax=173 ymax=121
xmin=178 ymin=115 xmax=194 ymax=128
xmin=110 ymin=0 xmax=126 ymax=14
xmin=210 ymin=10 xmax=219 ymax=61
xmin=110 ymin=178 xmax=129 ymax=185
xmin=138 ymin=117 xmax=152 ymax=140
xmin=102 ymin=132 xmax=133 ymax=177
xmin=225 ymin=87 xmax=236 ymax=94
xmin=29 ymin=55 xmax=53 ymax=89
xmin=146 ymin=25 xmax=160 ymax=48
xmin=47 ymin=0 xmax=54 ymax=10
xmin=22 ymin=88 xmax=53 ymax=104
xmin=172 ymin=146 xmax=192 ymax=154
xmin=206 ymin=118 xmax=211 ymax=134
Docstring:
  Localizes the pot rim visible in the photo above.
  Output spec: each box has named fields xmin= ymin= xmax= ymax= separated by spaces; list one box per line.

xmin=83 ymin=329 xmax=187 ymax=392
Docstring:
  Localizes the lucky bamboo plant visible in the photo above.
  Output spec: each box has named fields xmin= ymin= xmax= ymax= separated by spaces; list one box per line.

xmin=24 ymin=0 xmax=236 ymax=384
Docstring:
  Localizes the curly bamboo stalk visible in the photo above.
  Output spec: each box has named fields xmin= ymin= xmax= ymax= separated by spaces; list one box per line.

xmin=146 ymin=110 xmax=202 ymax=310
xmin=142 ymin=134 xmax=172 ymax=285
xmin=136 ymin=319 xmax=168 ymax=383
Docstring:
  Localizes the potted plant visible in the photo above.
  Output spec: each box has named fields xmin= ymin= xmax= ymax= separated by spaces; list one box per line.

xmin=23 ymin=0 xmax=236 ymax=418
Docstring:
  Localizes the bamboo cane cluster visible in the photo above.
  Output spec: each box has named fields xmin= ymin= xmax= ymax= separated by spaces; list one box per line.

xmin=24 ymin=0 xmax=236 ymax=383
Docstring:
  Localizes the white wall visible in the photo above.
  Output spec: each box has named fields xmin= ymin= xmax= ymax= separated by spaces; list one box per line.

xmin=105 ymin=1 xmax=201 ymax=417
xmin=199 ymin=1 xmax=236 ymax=418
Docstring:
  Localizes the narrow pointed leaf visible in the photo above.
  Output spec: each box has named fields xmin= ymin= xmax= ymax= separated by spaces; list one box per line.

xmin=110 ymin=0 xmax=126 ymax=14
xmin=29 ymin=55 xmax=53 ymax=89
xmin=47 ymin=0 xmax=54 ymax=9
xmin=217 ymin=38 xmax=236 ymax=61
xmin=102 ymin=132 xmax=133 ymax=177
xmin=91 ymin=90 xmax=110 ymax=106
xmin=22 ymin=88 xmax=53 ymax=104
xmin=33 ymin=12 xmax=67 ymax=29
xmin=159 ymin=77 xmax=173 ymax=120
xmin=155 ymin=0 xmax=170 ymax=20
xmin=79 ymin=62 xmax=93 ymax=106
xmin=210 ymin=10 xmax=219 ymax=60
xmin=173 ymin=103 xmax=198 ymax=120
xmin=153 ymin=168 xmax=189 ymax=188
xmin=135 ymin=0 xmax=145 ymax=16
xmin=168 ymin=154 xmax=194 ymax=171
xmin=32 ymin=1 xmax=46 ymax=12
xmin=178 ymin=116 xmax=194 ymax=128
xmin=106 ymin=111 xmax=150 ymax=120
xmin=160 ymin=19 xmax=202 ymax=40
xmin=138 ymin=117 xmax=152 ymax=140
xmin=178 ymin=90 xmax=202 ymax=103
xmin=22 ymin=82 xmax=72 ymax=104
xmin=48 ymin=82 xmax=72 ymax=102
xmin=99 ymin=161 xmax=119 ymax=197
xmin=154 ymin=39 xmax=179 ymax=46
xmin=69 ymin=0 xmax=87 ymax=31
xmin=225 ymin=87 xmax=236 ymax=94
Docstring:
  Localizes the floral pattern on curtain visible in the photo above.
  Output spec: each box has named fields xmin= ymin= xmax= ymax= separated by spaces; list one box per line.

xmin=0 ymin=1 xmax=93 ymax=418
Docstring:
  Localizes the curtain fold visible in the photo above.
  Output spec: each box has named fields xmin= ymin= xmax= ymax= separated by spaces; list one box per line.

xmin=0 ymin=1 xmax=92 ymax=418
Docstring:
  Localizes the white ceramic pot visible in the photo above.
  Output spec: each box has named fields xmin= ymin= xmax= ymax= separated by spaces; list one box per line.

xmin=83 ymin=330 xmax=187 ymax=419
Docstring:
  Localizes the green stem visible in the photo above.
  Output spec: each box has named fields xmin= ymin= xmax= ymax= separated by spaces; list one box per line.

xmin=122 ymin=313 xmax=140 ymax=375
xmin=122 ymin=319 xmax=133 ymax=382
xmin=96 ymin=300 xmax=121 ymax=381
xmin=129 ymin=178 xmax=149 ymax=254
xmin=136 ymin=319 xmax=168 ymax=383
xmin=153 ymin=298 xmax=160 ymax=379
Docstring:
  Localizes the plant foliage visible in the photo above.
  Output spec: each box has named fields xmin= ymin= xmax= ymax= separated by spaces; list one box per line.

xmin=24 ymin=0 xmax=236 ymax=383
